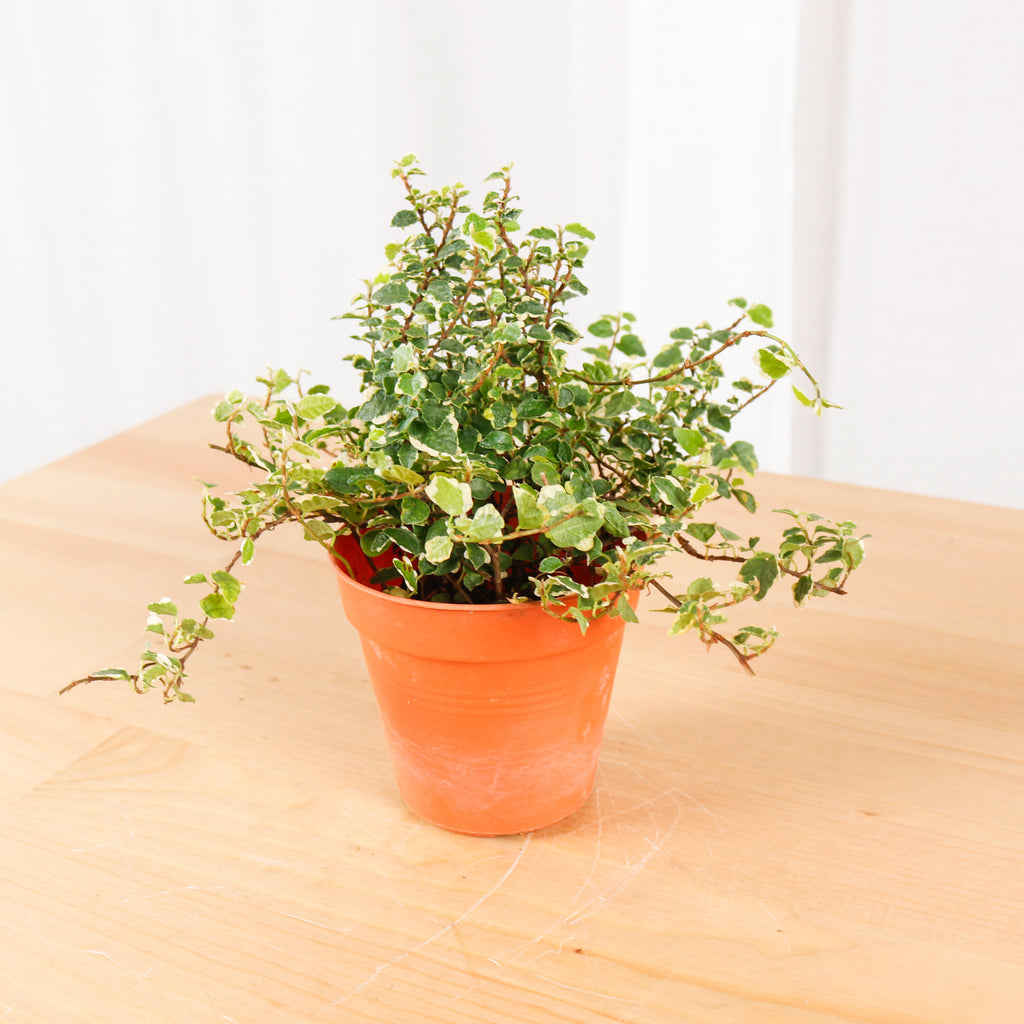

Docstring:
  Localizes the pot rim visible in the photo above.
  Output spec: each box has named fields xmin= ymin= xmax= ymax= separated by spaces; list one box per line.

xmin=331 ymin=551 xmax=643 ymax=620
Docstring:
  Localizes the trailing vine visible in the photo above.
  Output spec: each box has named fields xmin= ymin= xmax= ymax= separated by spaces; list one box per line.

xmin=64 ymin=156 xmax=865 ymax=701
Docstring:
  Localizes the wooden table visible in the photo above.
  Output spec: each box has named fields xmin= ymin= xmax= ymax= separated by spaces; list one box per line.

xmin=2 ymin=396 xmax=1023 ymax=1022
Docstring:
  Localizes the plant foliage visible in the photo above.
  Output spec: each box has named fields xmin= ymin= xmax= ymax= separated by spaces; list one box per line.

xmin=64 ymin=155 xmax=865 ymax=702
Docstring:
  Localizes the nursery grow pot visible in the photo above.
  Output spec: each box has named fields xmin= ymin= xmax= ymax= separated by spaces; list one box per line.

xmin=331 ymin=539 xmax=637 ymax=836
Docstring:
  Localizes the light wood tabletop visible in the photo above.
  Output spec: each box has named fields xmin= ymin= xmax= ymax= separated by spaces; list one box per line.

xmin=2 ymin=396 xmax=1023 ymax=1022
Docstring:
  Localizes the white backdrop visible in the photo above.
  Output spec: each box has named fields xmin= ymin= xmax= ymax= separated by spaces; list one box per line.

xmin=3 ymin=0 xmax=1022 ymax=508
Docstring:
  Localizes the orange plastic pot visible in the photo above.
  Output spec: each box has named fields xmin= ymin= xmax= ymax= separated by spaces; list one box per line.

xmin=331 ymin=550 xmax=637 ymax=836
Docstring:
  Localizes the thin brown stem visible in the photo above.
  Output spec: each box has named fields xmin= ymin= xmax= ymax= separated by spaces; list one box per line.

xmin=706 ymin=630 xmax=756 ymax=675
xmin=468 ymin=344 xmax=506 ymax=395
xmin=60 ymin=513 xmax=290 ymax=699
xmin=485 ymin=544 xmax=504 ymax=599
xmin=582 ymin=442 xmax=631 ymax=486
xmin=575 ymin=330 xmax=768 ymax=390
xmin=396 ymin=183 xmax=461 ymax=342
xmin=647 ymin=578 xmax=755 ymax=676
xmin=731 ymin=377 xmax=779 ymax=414
xmin=428 ymin=250 xmax=482 ymax=355
xmin=675 ymin=534 xmax=847 ymax=595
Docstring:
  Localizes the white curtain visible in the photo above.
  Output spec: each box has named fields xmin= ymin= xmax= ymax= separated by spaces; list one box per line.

xmin=3 ymin=1 xmax=1022 ymax=507
xmin=803 ymin=0 xmax=1024 ymax=509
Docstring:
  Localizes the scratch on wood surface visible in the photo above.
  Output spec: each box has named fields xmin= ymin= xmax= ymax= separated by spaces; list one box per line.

xmin=240 ymin=853 xmax=328 ymax=871
xmin=571 ymin=786 xmax=605 ymax=905
xmin=530 ymin=972 xmax=643 ymax=1004
xmin=756 ymin=899 xmax=793 ymax=954
xmin=568 ymin=783 xmax=698 ymax=912
xmin=607 ymin=949 xmax=689 ymax=1024
xmin=676 ymin=788 xmax=726 ymax=833
xmin=84 ymin=948 xmax=155 ymax=978
xmin=275 ymin=909 xmax=353 ymax=935
xmin=514 ymin=935 xmax=579 ymax=972
xmin=92 ymin=796 xmax=146 ymax=903
xmin=336 ymin=804 xmax=390 ymax=844
xmin=299 ymin=833 xmax=533 ymax=1019
xmin=116 ymin=882 xmax=244 ymax=907
xmin=562 ymin=795 xmax=682 ymax=927
xmin=102 ymin=794 xmax=139 ymax=839
xmin=490 ymin=794 xmax=685 ymax=977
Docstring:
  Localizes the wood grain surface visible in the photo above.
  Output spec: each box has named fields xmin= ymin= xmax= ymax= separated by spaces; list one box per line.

xmin=2 ymin=396 xmax=1022 ymax=1022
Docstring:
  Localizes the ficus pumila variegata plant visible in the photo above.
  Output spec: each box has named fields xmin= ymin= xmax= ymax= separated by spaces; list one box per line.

xmin=64 ymin=155 xmax=866 ymax=703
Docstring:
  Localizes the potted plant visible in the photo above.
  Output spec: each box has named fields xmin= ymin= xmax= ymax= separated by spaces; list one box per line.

xmin=63 ymin=155 xmax=866 ymax=835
